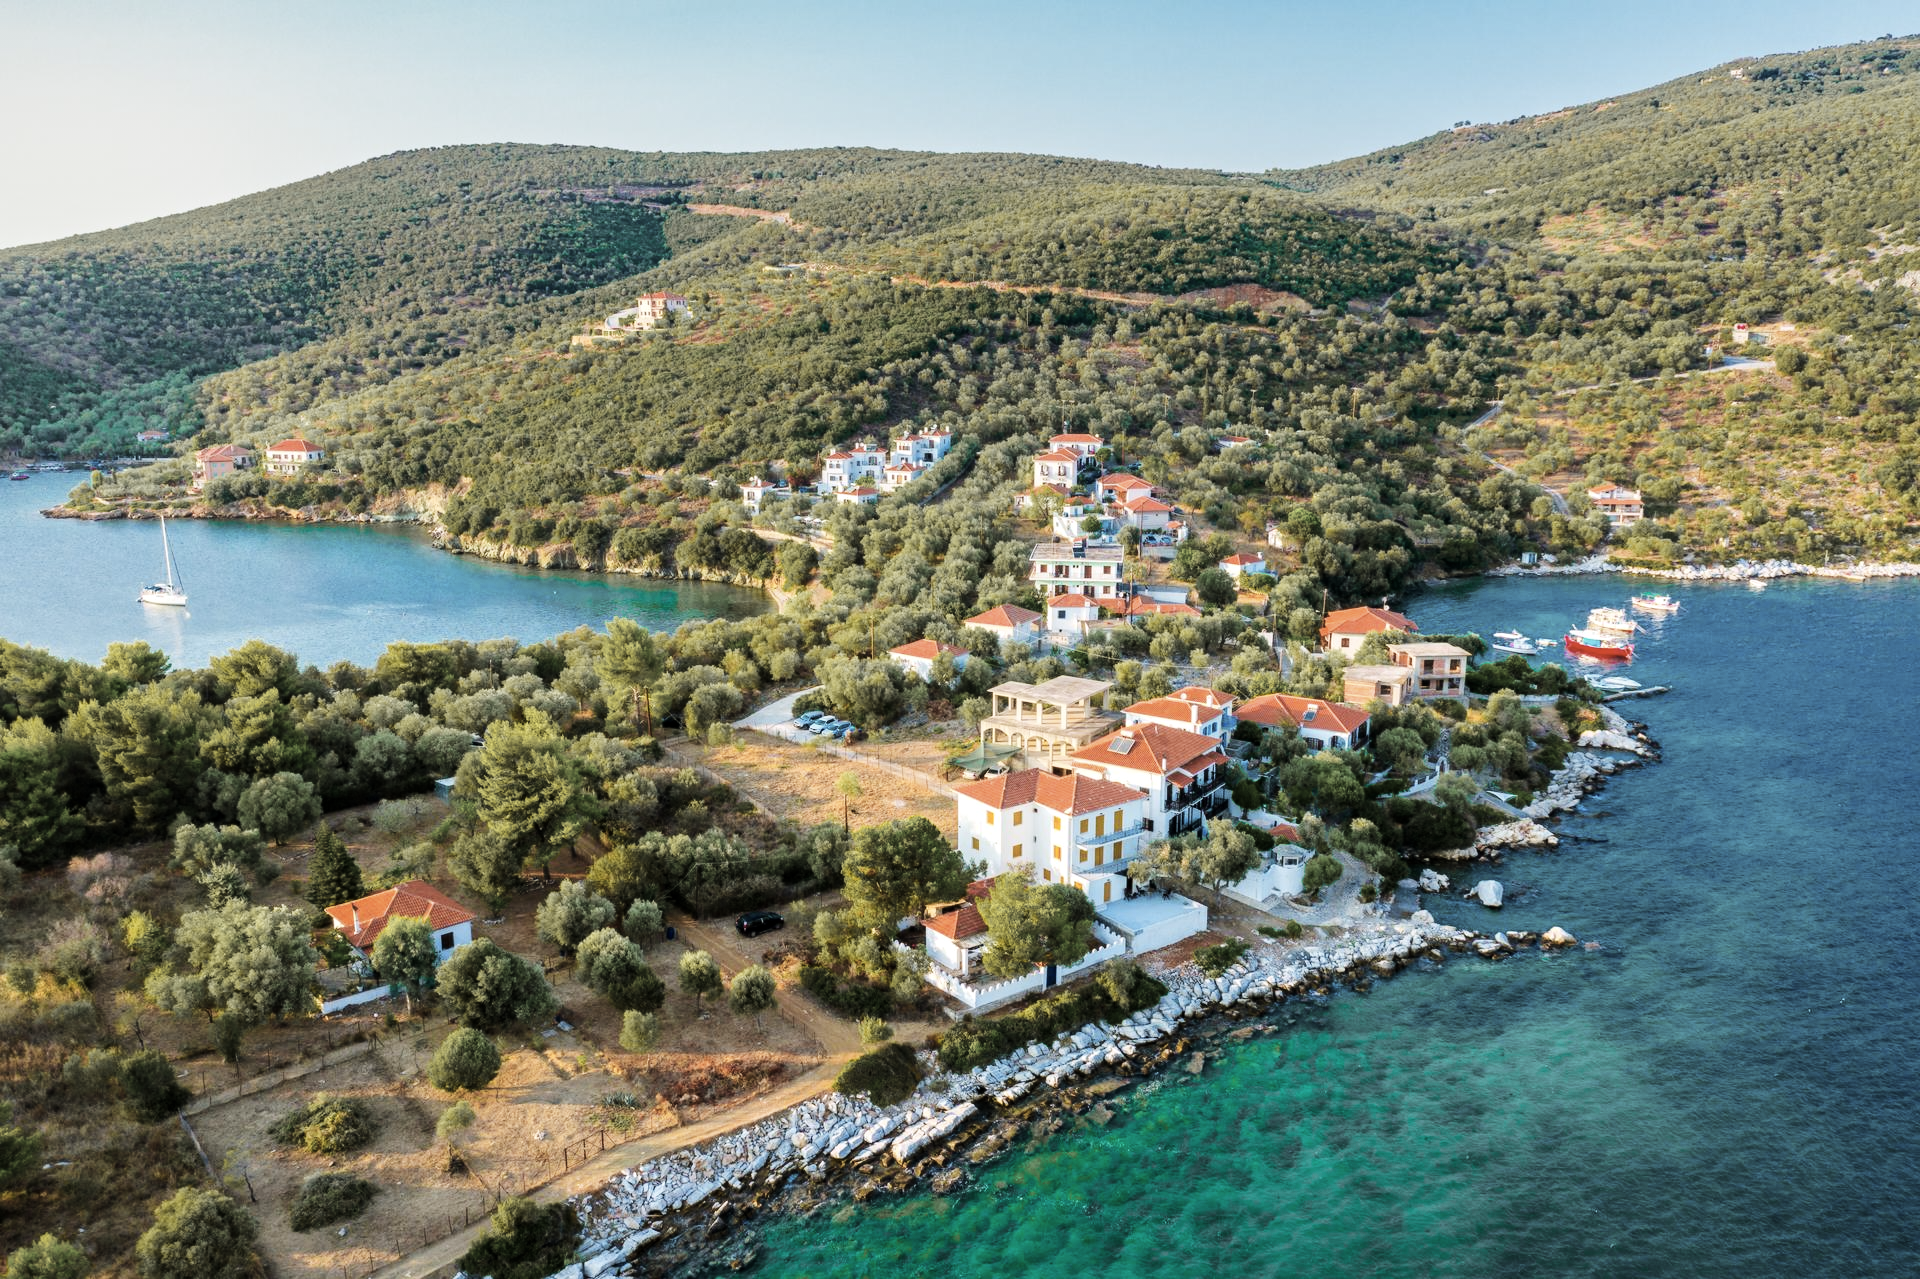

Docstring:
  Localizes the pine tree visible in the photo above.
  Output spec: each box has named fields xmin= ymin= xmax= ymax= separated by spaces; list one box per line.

xmin=306 ymin=824 xmax=364 ymax=910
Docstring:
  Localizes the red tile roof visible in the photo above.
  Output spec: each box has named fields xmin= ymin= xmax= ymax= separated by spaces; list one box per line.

xmin=1121 ymin=496 xmax=1175 ymax=514
xmin=1320 ymin=606 xmax=1417 ymax=640
xmin=195 ymin=444 xmax=251 ymax=462
xmin=1236 ymin=693 xmax=1371 ymax=738
xmin=1221 ymin=552 xmax=1265 ymax=567
xmin=1047 ymin=592 xmax=1101 ymax=609
xmin=890 ymin=639 xmax=967 ymax=661
xmin=1125 ymin=687 xmax=1233 ymax=730
xmin=924 ymin=902 xmax=987 ymax=941
xmin=966 ymin=604 xmax=1042 ymax=628
xmin=1071 ymin=722 xmax=1223 ymax=779
xmin=1050 ymin=433 xmax=1103 ymax=445
xmin=953 ymin=768 xmax=1146 ymax=815
xmin=325 ymin=879 xmax=475 ymax=951
xmin=1116 ymin=597 xmax=1201 ymax=619
xmin=1034 ymin=449 xmax=1081 ymax=464
xmin=268 ymin=437 xmax=322 ymax=454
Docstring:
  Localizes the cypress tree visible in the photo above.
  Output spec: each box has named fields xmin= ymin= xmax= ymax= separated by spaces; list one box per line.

xmin=306 ymin=824 xmax=365 ymax=910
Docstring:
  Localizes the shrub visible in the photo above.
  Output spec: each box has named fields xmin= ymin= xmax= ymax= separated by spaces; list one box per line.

xmin=427 ymin=1028 xmax=502 ymax=1092
xmin=1302 ymin=852 xmax=1343 ymax=894
xmin=575 ymin=929 xmax=664 ymax=1012
xmin=833 ymin=1043 xmax=920 ymax=1106
xmin=288 ymin=1173 xmax=378 ymax=1231
xmin=622 ymin=899 xmax=664 ymax=942
xmin=534 ymin=881 xmax=615 ymax=955
xmin=728 ymin=965 xmax=777 ymax=1019
xmin=858 ymin=1016 xmax=893 ymax=1045
xmin=6 ymin=1233 xmax=88 ymax=1279
xmin=797 ymin=965 xmax=893 ymax=1018
xmin=437 ymin=938 xmax=559 ymax=1030
xmin=269 ymin=1095 xmax=377 ymax=1154
xmin=458 ymin=1196 xmax=581 ymax=1279
xmin=0 ymin=1102 xmax=43 ymax=1188
xmin=122 ymin=1050 xmax=190 ymax=1121
xmin=135 ymin=1186 xmax=258 ymax=1279
xmin=619 ymin=1010 xmax=659 ymax=1053
xmin=1194 ymin=939 xmax=1250 ymax=978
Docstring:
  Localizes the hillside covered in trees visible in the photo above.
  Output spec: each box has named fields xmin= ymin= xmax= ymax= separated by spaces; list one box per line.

xmin=9 ymin=35 xmax=1920 ymax=572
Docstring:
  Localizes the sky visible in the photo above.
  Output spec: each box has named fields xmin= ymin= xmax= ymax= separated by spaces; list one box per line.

xmin=2 ymin=0 xmax=1913 ymax=248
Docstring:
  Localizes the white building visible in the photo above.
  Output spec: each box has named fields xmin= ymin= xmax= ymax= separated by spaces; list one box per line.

xmin=1048 ymin=432 xmax=1104 ymax=461
xmin=1122 ymin=687 xmax=1236 ymax=744
xmin=954 ymin=768 xmax=1150 ymax=907
xmin=882 ymin=461 xmax=925 ymax=491
xmin=1116 ymin=496 xmax=1177 ymax=534
xmin=1032 ymin=449 xmax=1080 ymax=489
xmin=324 ymin=880 xmax=476 ymax=963
xmin=891 ymin=429 xmax=953 ymax=468
xmin=1235 ymin=694 xmax=1371 ymax=751
xmin=1389 ymin=641 xmax=1471 ymax=699
xmin=820 ymin=444 xmax=887 ymax=492
xmin=1044 ymin=592 xmax=1103 ymax=641
xmin=1220 ymin=551 xmax=1267 ymax=579
xmin=965 ymin=603 xmax=1044 ymax=649
xmin=264 ymin=437 xmax=325 ymax=476
xmin=835 ymin=485 xmax=882 ymax=506
xmin=603 ymin=292 xmax=689 ymax=331
xmin=1096 ymin=474 xmax=1156 ymax=504
xmin=1029 ymin=541 xmax=1123 ymax=600
xmin=1069 ymin=722 xmax=1231 ymax=839
xmin=737 ymin=477 xmax=785 ymax=513
xmin=888 ymin=639 xmax=968 ymax=681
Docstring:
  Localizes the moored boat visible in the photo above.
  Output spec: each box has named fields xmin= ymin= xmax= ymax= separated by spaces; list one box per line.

xmin=6 ymin=470 xmax=28 ymax=481
xmin=1565 ymin=628 xmax=1633 ymax=660
xmin=1586 ymin=606 xmax=1638 ymax=636
xmin=1632 ymin=592 xmax=1680 ymax=614
xmin=137 ymin=515 xmax=189 ymax=607
xmin=1490 ymin=630 xmax=1539 ymax=655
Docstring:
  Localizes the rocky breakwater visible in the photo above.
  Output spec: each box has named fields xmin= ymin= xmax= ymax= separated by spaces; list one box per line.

xmin=1492 ymin=552 xmax=1920 ymax=583
xmin=518 ymin=920 xmax=1599 ymax=1279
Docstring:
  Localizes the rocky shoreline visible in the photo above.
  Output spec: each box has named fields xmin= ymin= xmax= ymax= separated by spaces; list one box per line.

xmin=1490 ymin=552 xmax=1920 ymax=583
xmin=502 ymin=917 xmax=1601 ymax=1279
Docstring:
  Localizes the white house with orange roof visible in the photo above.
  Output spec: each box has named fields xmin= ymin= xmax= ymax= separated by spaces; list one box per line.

xmin=1095 ymin=473 xmax=1156 ymax=504
xmin=1122 ymin=687 xmax=1236 ymax=744
xmin=1219 ymin=551 xmax=1267 ymax=579
xmin=1069 ymin=722 xmax=1231 ymax=839
xmin=820 ymin=444 xmax=886 ymax=492
xmin=1586 ymin=486 xmax=1644 ymax=528
xmin=1044 ymin=592 xmax=1103 ymax=640
xmin=325 ymin=879 xmax=476 ymax=962
xmin=737 ymin=476 xmax=784 ymax=513
xmin=1215 ymin=434 xmax=1255 ymax=451
xmin=882 ymin=460 xmax=924 ymax=491
xmin=1029 ymin=541 xmax=1123 ymax=599
xmin=888 ymin=638 xmax=969 ymax=681
xmin=1235 ymin=693 xmax=1371 ymax=752
xmin=954 ymin=768 xmax=1150 ymax=906
xmin=264 ymin=437 xmax=325 ymax=476
xmin=1116 ymin=495 xmax=1178 ymax=534
xmin=1319 ymin=605 xmax=1417 ymax=654
xmin=835 ymin=485 xmax=882 ymax=506
xmin=965 ymin=603 xmax=1043 ymax=648
xmin=1048 ymin=432 xmax=1104 ymax=461
xmin=891 ymin=428 xmax=953 ymax=468
xmin=1032 ymin=449 xmax=1081 ymax=489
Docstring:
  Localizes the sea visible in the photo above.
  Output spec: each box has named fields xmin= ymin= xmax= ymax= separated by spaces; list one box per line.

xmin=0 ymin=472 xmax=767 ymax=668
xmin=732 ymin=573 xmax=1920 ymax=1278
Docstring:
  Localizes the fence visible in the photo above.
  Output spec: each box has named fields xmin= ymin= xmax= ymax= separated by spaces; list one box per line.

xmin=908 ymin=923 xmax=1126 ymax=1012
xmin=743 ymin=722 xmax=957 ymax=797
xmin=181 ymin=1029 xmax=380 ymax=1114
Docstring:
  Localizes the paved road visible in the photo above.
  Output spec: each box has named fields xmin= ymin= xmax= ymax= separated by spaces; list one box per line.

xmin=735 ymin=685 xmax=821 ymax=740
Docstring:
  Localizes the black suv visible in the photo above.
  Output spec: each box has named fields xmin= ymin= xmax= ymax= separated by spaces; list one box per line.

xmin=736 ymin=910 xmax=785 ymax=938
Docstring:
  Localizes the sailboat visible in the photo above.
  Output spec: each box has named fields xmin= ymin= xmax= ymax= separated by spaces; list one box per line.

xmin=138 ymin=515 xmax=188 ymax=607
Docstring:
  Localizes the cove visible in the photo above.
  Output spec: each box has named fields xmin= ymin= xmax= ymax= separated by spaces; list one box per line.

xmin=729 ymin=574 xmax=1920 ymax=1279
xmin=0 ymin=473 xmax=768 ymax=668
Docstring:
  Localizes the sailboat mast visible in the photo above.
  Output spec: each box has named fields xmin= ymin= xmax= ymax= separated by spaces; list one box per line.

xmin=160 ymin=515 xmax=181 ymax=588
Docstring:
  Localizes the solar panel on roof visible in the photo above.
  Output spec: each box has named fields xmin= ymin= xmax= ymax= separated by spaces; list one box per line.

xmin=1111 ymin=737 xmax=1135 ymax=755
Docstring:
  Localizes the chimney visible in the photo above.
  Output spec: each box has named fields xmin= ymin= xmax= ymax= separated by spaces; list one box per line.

xmin=350 ymin=903 xmax=359 ymax=934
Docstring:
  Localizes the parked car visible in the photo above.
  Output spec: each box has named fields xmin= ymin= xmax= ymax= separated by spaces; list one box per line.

xmin=836 ymin=725 xmax=865 ymax=741
xmin=736 ymin=910 xmax=785 ymax=938
xmin=794 ymin=710 xmax=827 ymax=727
xmin=809 ymin=719 xmax=839 ymax=735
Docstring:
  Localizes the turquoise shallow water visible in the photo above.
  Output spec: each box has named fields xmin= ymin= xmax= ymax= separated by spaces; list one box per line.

xmin=737 ymin=574 xmax=1920 ymax=1278
xmin=0 ymin=472 xmax=767 ymax=667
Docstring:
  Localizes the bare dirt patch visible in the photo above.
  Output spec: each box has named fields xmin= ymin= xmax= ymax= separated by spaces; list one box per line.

xmin=1175 ymin=283 xmax=1310 ymax=312
xmin=674 ymin=737 xmax=956 ymax=842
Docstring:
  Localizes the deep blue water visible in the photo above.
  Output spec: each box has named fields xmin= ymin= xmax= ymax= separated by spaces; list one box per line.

xmin=738 ymin=574 xmax=1920 ymax=1278
xmin=0 ymin=472 xmax=766 ymax=667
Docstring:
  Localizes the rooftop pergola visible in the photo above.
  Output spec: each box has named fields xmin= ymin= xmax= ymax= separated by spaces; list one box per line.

xmin=981 ymin=676 xmax=1117 ymax=768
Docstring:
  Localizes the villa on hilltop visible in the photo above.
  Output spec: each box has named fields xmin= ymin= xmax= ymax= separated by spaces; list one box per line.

xmin=572 ymin=292 xmax=691 ymax=345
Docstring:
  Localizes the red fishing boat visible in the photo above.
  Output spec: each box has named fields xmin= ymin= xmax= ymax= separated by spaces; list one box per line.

xmin=1564 ymin=628 xmax=1633 ymax=660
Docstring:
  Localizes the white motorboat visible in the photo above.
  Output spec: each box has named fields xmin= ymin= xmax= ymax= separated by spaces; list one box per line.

xmin=1490 ymin=631 xmax=1539 ymax=655
xmin=1631 ymin=592 xmax=1680 ymax=614
xmin=138 ymin=515 xmax=188 ymax=607
xmin=1593 ymin=676 xmax=1642 ymax=692
xmin=1586 ymin=606 xmax=1638 ymax=636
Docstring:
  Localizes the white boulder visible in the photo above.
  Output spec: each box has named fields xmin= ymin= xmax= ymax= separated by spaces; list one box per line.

xmin=1472 ymin=880 xmax=1504 ymax=908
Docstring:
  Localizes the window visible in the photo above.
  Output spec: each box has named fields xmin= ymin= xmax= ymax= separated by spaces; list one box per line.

xmin=1052 ymin=815 xmax=1062 ymax=830
xmin=987 ymin=810 xmax=995 ymax=826
xmin=1013 ymin=843 xmax=1024 ymax=859
xmin=1103 ymin=881 xmax=1112 ymax=903
xmin=1093 ymin=846 xmax=1103 ymax=866
xmin=1094 ymin=813 xmax=1105 ymax=836
xmin=1079 ymin=817 xmax=1088 ymax=834
xmin=439 ymin=931 xmax=455 ymax=950
xmin=1077 ymin=846 xmax=1086 ymax=863
xmin=1012 ymin=810 xmax=1023 ymax=827
xmin=1054 ymin=845 xmax=1063 ymax=861
xmin=971 ymin=837 xmax=980 ymax=851
xmin=1043 ymin=868 xmax=1052 ymax=882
